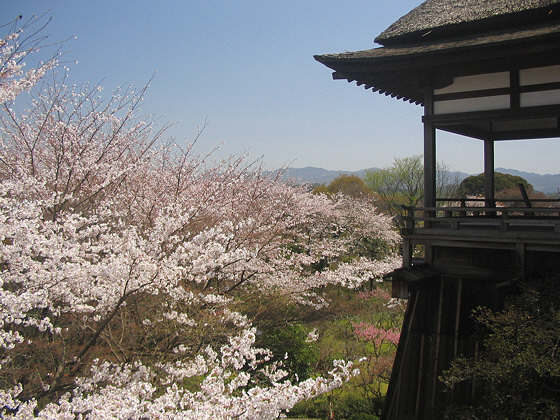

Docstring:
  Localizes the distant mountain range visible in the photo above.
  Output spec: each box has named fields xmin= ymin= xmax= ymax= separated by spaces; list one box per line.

xmin=277 ymin=166 xmax=560 ymax=194
xmin=495 ymin=168 xmax=560 ymax=195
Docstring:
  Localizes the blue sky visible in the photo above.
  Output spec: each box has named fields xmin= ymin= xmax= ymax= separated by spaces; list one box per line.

xmin=3 ymin=1 xmax=560 ymax=175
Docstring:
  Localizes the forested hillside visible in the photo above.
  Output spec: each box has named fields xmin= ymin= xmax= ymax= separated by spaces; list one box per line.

xmin=280 ymin=167 xmax=560 ymax=194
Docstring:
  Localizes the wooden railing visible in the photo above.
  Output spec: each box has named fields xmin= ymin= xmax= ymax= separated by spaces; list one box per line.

xmin=399 ymin=199 xmax=560 ymax=268
xmin=401 ymin=197 xmax=560 ymax=233
xmin=436 ymin=197 xmax=560 ymax=209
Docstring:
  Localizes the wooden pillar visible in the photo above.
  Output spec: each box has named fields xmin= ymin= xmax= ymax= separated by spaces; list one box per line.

xmin=424 ymin=91 xmax=436 ymax=209
xmin=484 ymin=139 xmax=495 ymax=209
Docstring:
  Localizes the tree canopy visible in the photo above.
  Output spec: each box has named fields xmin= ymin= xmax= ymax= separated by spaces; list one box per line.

xmin=313 ymin=174 xmax=372 ymax=198
xmin=363 ymin=155 xmax=459 ymax=226
xmin=459 ymin=172 xmax=533 ymax=197
xmin=364 ymin=156 xmax=423 ymax=212
xmin=441 ymin=277 xmax=560 ymax=419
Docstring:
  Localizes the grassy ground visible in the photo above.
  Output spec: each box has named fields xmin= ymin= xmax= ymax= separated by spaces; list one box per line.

xmin=282 ymin=283 xmax=403 ymax=419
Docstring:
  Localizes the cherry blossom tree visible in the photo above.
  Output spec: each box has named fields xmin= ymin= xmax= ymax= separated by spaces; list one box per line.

xmin=0 ymin=19 xmax=400 ymax=418
xmin=0 ymin=16 xmax=58 ymax=104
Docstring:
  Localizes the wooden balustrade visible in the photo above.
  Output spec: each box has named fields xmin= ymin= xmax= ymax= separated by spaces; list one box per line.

xmin=400 ymin=201 xmax=560 ymax=269
xmin=400 ymin=201 xmax=560 ymax=236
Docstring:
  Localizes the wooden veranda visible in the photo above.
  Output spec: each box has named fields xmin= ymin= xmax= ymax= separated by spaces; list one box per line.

xmin=401 ymin=199 xmax=560 ymax=273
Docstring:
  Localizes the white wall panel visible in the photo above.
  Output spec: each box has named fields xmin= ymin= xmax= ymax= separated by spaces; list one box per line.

xmin=434 ymin=72 xmax=509 ymax=94
xmin=434 ymin=95 xmax=510 ymax=114
xmin=520 ymin=65 xmax=560 ymax=86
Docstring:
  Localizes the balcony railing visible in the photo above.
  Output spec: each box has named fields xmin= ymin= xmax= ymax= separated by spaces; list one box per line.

xmin=400 ymin=197 xmax=560 ymax=236
xmin=399 ymin=198 xmax=560 ymax=268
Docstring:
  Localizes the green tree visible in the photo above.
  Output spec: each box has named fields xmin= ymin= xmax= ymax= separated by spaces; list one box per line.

xmin=363 ymin=155 xmax=458 ymax=224
xmin=459 ymin=172 xmax=533 ymax=197
xmin=313 ymin=174 xmax=372 ymax=198
xmin=441 ymin=277 xmax=560 ymax=419
xmin=257 ymin=323 xmax=319 ymax=381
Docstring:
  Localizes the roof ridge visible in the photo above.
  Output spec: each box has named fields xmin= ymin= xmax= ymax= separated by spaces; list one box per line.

xmin=376 ymin=0 xmax=560 ymax=46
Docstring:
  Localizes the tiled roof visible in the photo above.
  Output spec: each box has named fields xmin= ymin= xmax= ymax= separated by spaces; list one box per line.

xmin=314 ymin=22 xmax=560 ymax=105
xmin=376 ymin=0 xmax=560 ymax=46
xmin=314 ymin=0 xmax=560 ymax=122
xmin=317 ymin=23 xmax=560 ymax=63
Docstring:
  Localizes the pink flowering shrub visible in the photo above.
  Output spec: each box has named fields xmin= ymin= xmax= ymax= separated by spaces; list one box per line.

xmin=358 ymin=288 xmax=391 ymax=302
xmin=353 ymin=323 xmax=401 ymax=348
xmin=333 ymin=286 xmax=405 ymax=403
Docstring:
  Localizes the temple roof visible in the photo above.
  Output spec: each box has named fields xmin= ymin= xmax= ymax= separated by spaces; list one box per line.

xmin=376 ymin=0 xmax=560 ymax=46
xmin=314 ymin=0 xmax=560 ymax=105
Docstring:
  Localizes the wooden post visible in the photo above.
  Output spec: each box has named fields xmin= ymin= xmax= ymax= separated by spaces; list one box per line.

xmin=424 ymin=124 xmax=436 ymax=209
xmin=424 ymin=90 xmax=436 ymax=228
xmin=518 ymin=183 xmax=532 ymax=208
xmin=516 ymin=242 xmax=526 ymax=280
xmin=484 ymin=140 xmax=495 ymax=210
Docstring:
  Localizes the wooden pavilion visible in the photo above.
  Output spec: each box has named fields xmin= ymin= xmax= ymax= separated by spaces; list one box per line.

xmin=315 ymin=0 xmax=560 ymax=418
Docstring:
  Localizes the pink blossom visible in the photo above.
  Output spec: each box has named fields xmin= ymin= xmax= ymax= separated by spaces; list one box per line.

xmin=353 ymin=322 xmax=401 ymax=347
xmin=0 ymin=20 xmax=400 ymax=418
xmin=358 ymin=288 xmax=391 ymax=302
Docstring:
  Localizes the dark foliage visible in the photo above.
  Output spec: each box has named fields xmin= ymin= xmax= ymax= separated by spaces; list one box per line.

xmin=441 ymin=276 xmax=560 ymax=419
xmin=459 ymin=172 xmax=533 ymax=197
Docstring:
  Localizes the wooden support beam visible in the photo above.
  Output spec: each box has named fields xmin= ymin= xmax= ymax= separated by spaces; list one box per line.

xmin=516 ymin=242 xmax=526 ymax=280
xmin=430 ymin=278 xmax=445 ymax=412
xmin=424 ymin=91 xmax=437 ymax=211
xmin=383 ymin=289 xmax=421 ymax=419
xmin=403 ymin=238 xmax=413 ymax=268
xmin=518 ymin=183 xmax=532 ymax=208
xmin=454 ymin=278 xmax=463 ymax=357
xmin=484 ymin=140 xmax=495 ymax=208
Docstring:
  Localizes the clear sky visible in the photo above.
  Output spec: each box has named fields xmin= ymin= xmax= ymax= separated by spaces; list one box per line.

xmin=2 ymin=1 xmax=560 ymax=175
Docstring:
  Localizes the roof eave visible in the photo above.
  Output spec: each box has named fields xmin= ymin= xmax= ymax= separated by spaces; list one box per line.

xmin=315 ymin=24 xmax=560 ymax=105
